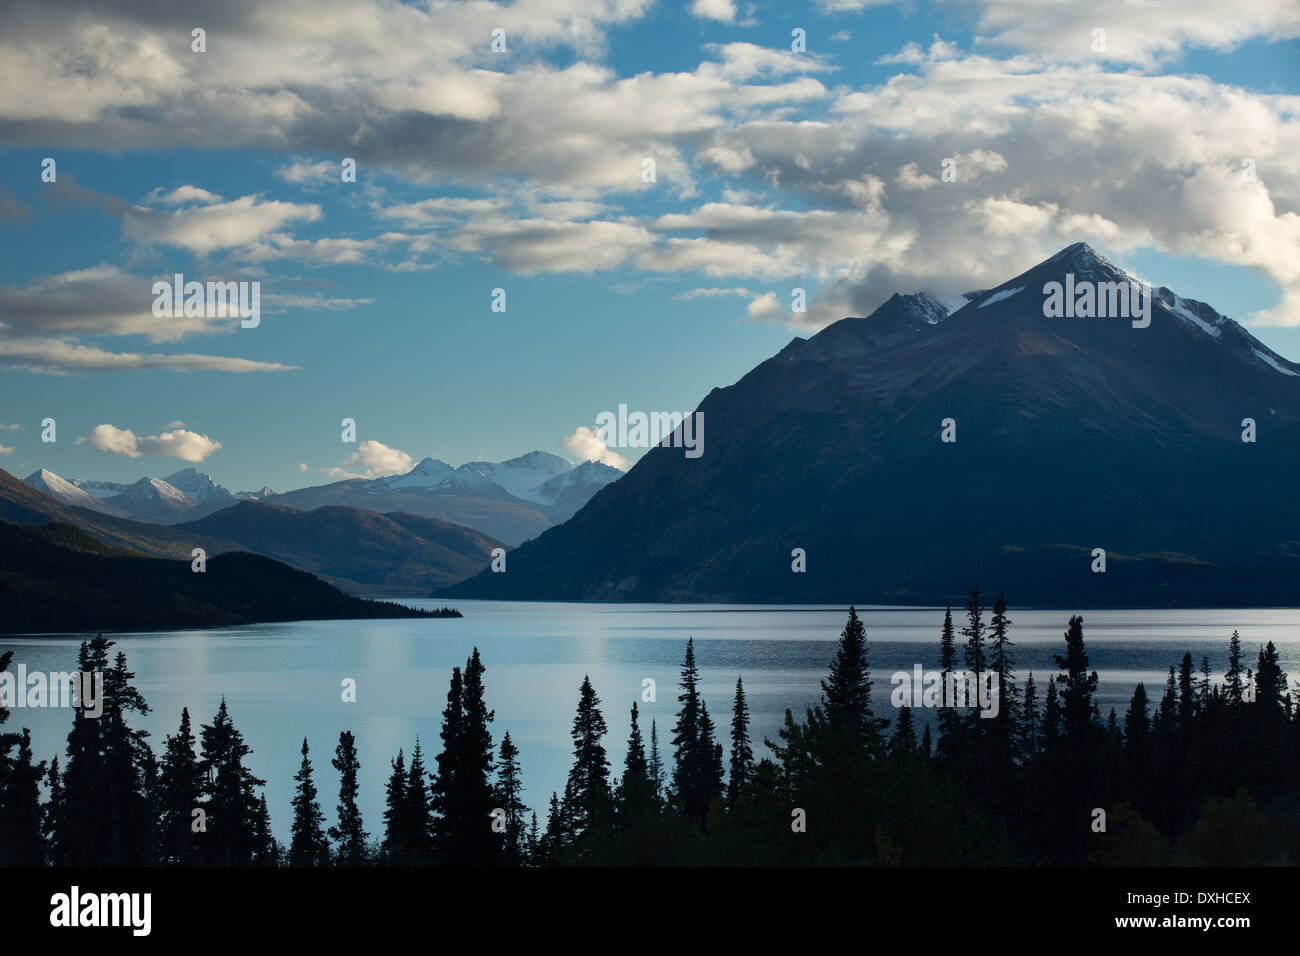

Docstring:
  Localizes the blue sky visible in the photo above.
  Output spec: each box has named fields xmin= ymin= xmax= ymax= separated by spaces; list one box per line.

xmin=0 ymin=0 xmax=1297 ymax=493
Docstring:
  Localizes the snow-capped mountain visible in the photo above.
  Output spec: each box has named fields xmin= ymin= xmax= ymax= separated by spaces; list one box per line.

xmin=271 ymin=450 xmax=625 ymax=545
xmin=449 ymin=242 xmax=1300 ymax=606
xmin=368 ymin=457 xmax=454 ymax=491
xmin=70 ymin=478 xmax=128 ymax=499
xmin=458 ymin=451 xmax=574 ymax=503
xmin=23 ymin=468 xmax=128 ymax=517
xmin=163 ymin=468 xmax=234 ymax=504
xmin=32 ymin=451 xmax=621 ymax=539
xmin=50 ymin=469 xmax=277 ymax=524
xmin=106 ymin=476 xmax=200 ymax=523
xmin=532 ymin=459 xmax=625 ymax=521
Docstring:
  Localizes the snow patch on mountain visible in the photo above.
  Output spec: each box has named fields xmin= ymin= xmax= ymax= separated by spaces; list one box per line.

xmin=978 ymin=286 xmax=1025 ymax=309
xmin=459 ymin=451 xmax=574 ymax=503
xmin=1252 ymin=349 xmax=1300 ymax=377
xmin=24 ymin=469 xmax=126 ymax=515
xmin=71 ymin=478 xmax=128 ymax=499
xmin=164 ymin=468 xmax=234 ymax=503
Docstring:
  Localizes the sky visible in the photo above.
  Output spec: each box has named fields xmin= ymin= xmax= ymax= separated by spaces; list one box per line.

xmin=0 ymin=0 xmax=1297 ymax=494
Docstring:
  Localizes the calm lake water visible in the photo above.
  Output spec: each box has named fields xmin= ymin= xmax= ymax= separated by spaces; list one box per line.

xmin=4 ymin=601 xmax=1298 ymax=842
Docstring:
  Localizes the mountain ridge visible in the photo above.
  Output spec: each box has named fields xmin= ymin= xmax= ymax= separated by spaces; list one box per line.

xmin=446 ymin=242 xmax=1300 ymax=606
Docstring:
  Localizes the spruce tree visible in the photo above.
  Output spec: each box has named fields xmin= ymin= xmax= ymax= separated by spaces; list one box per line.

xmin=251 ymin=793 xmax=277 ymax=866
xmin=564 ymin=675 xmax=610 ymax=841
xmin=455 ymin=648 xmax=498 ymax=865
xmin=1020 ymin=673 xmax=1039 ymax=759
xmin=1225 ymin=630 xmax=1245 ymax=711
xmin=727 ymin=677 xmax=754 ymax=811
xmin=698 ymin=701 xmax=725 ymax=812
xmin=540 ymin=791 xmax=566 ymax=864
xmin=157 ymin=707 xmax=203 ymax=865
xmin=889 ymin=706 xmax=917 ymax=759
xmin=988 ymin=593 xmax=1020 ymax=741
xmin=329 ymin=730 xmax=367 ymax=865
xmin=821 ymin=606 xmax=883 ymax=750
xmin=198 ymin=697 xmax=266 ymax=866
xmin=289 ymin=737 xmax=330 ymax=866
xmin=962 ymin=587 xmax=987 ymax=683
xmin=647 ymin=718 xmax=664 ymax=803
xmin=496 ymin=731 xmax=527 ymax=864
xmin=0 ymin=728 xmax=44 ymax=865
xmin=382 ymin=749 xmax=407 ymax=860
xmin=936 ymin=606 xmax=961 ymax=755
xmin=55 ymin=639 xmax=155 ymax=865
xmin=404 ymin=739 xmax=433 ymax=861
xmin=1055 ymin=616 xmax=1099 ymax=744
xmin=430 ymin=666 xmax=463 ymax=859
xmin=672 ymin=638 xmax=705 ymax=820
xmin=616 ymin=702 xmax=653 ymax=822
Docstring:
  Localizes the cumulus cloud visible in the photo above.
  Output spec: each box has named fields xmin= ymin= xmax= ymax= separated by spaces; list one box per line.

xmin=123 ymin=195 xmax=323 ymax=255
xmin=746 ymin=291 xmax=783 ymax=319
xmin=562 ymin=426 xmax=630 ymax=470
xmin=0 ymin=445 xmax=13 ymax=456
xmin=327 ymin=440 xmax=414 ymax=479
xmin=84 ymin=424 xmax=222 ymax=462
xmin=691 ymin=0 xmax=736 ymax=23
xmin=296 ymin=462 xmax=309 ymax=473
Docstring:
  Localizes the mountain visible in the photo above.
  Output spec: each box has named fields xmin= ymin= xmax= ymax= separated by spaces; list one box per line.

xmin=162 ymin=467 xmax=235 ymax=504
xmin=105 ymin=475 xmax=200 ymax=524
xmin=0 ymin=518 xmax=451 ymax=634
xmin=532 ymin=459 xmax=626 ymax=522
xmin=0 ymin=468 xmax=243 ymax=559
xmin=270 ymin=451 xmax=623 ymax=545
xmin=24 ymin=468 xmax=128 ymax=517
xmin=447 ymin=243 xmax=1300 ymax=607
xmin=457 ymin=450 xmax=574 ymax=502
xmin=62 ymin=468 xmax=272 ymax=524
xmin=70 ymin=478 xmax=128 ymax=499
xmin=176 ymin=500 xmax=505 ymax=595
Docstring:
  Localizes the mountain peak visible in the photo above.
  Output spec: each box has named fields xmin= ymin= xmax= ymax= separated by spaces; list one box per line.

xmin=1045 ymin=241 xmax=1128 ymax=280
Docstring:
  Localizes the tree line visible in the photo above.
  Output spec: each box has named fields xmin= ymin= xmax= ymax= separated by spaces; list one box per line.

xmin=0 ymin=588 xmax=1296 ymax=865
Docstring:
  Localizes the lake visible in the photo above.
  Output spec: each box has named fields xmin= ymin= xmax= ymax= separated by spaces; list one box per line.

xmin=3 ymin=601 xmax=1297 ymax=842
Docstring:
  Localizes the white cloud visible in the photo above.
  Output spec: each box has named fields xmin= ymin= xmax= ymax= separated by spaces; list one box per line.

xmin=562 ymin=426 xmax=630 ymax=470
xmin=296 ymin=462 xmax=309 ymax=473
xmin=0 ymin=338 xmax=299 ymax=374
xmin=0 ymin=444 xmax=13 ymax=456
xmin=674 ymin=286 xmax=754 ymax=300
xmin=331 ymin=439 xmax=414 ymax=479
xmin=145 ymin=185 xmax=224 ymax=206
xmin=691 ymin=0 xmax=736 ymax=22
xmin=746 ymin=291 xmax=782 ymax=318
xmin=275 ymin=159 xmax=340 ymax=186
xmin=85 ymin=424 xmax=222 ymax=462
xmin=123 ymin=195 xmax=323 ymax=255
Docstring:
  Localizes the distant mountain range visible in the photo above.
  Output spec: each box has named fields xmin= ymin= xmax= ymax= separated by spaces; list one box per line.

xmin=449 ymin=243 xmax=1300 ymax=607
xmin=25 ymin=451 xmax=622 ymax=546
xmin=0 ymin=518 xmax=449 ymax=634
xmin=0 ymin=468 xmax=505 ymax=598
